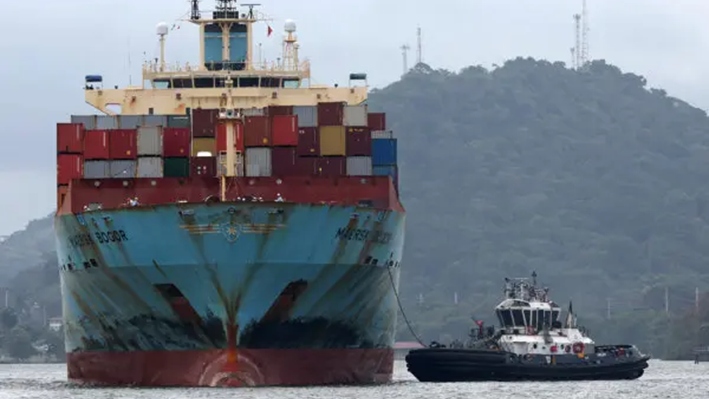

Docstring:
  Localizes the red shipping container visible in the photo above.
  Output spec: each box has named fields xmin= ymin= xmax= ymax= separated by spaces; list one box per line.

xmin=271 ymin=115 xmax=298 ymax=146
xmin=267 ymin=105 xmax=293 ymax=117
xmin=216 ymin=122 xmax=245 ymax=152
xmin=294 ymin=156 xmax=317 ymax=175
xmin=57 ymin=123 xmax=84 ymax=153
xmin=57 ymin=154 xmax=83 ymax=185
xmin=317 ymin=102 xmax=344 ymax=126
xmin=163 ymin=127 xmax=191 ymax=157
xmin=109 ymin=129 xmax=137 ymax=159
xmin=297 ymin=127 xmax=319 ymax=156
xmin=367 ymin=112 xmax=386 ymax=131
xmin=315 ymin=157 xmax=345 ymax=177
xmin=192 ymin=109 xmax=219 ymax=137
xmin=244 ymin=116 xmax=271 ymax=147
xmin=271 ymin=147 xmax=297 ymax=176
xmin=190 ymin=156 xmax=217 ymax=177
xmin=345 ymin=127 xmax=371 ymax=156
xmin=84 ymin=130 xmax=110 ymax=159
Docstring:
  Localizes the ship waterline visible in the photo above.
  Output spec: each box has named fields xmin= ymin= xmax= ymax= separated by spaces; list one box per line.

xmin=55 ymin=202 xmax=403 ymax=386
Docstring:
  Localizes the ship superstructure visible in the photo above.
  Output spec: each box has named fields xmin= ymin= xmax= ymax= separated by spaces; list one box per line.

xmin=55 ymin=0 xmax=403 ymax=387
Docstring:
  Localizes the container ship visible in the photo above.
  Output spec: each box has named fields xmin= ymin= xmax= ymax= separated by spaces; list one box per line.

xmin=54 ymin=0 xmax=404 ymax=387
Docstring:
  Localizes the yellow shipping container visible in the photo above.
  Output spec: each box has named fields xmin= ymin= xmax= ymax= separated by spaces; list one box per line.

xmin=191 ymin=138 xmax=216 ymax=156
xmin=319 ymin=126 xmax=346 ymax=156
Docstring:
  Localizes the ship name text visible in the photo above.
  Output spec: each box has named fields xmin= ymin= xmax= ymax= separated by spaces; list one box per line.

xmin=335 ymin=227 xmax=392 ymax=244
xmin=68 ymin=230 xmax=129 ymax=247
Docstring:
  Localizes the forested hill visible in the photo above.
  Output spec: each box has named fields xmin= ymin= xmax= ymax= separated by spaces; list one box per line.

xmin=5 ymin=57 xmax=709 ymax=357
xmin=368 ymin=58 xmax=709 ymax=354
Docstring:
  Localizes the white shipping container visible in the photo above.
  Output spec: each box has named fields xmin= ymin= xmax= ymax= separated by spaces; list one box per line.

xmin=96 ymin=115 xmax=118 ymax=129
xmin=371 ymin=130 xmax=394 ymax=139
xmin=83 ymin=160 xmax=110 ymax=178
xmin=217 ymin=154 xmax=245 ymax=176
xmin=144 ymin=115 xmax=167 ymax=127
xmin=71 ymin=115 xmax=96 ymax=130
xmin=109 ymin=160 xmax=137 ymax=178
xmin=343 ymin=105 xmax=368 ymax=127
xmin=242 ymin=107 xmax=265 ymax=116
xmin=293 ymin=106 xmax=317 ymax=127
xmin=245 ymin=148 xmax=272 ymax=177
xmin=118 ymin=115 xmax=143 ymax=129
xmin=346 ymin=156 xmax=373 ymax=176
xmin=137 ymin=126 xmax=163 ymax=155
xmin=137 ymin=157 xmax=163 ymax=178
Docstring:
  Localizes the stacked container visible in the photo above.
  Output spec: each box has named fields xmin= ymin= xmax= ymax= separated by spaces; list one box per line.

xmin=315 ymin=102 xmax=346 ymax=177
xmin=56 ymin=122 xmax=85 ymax=210
xmin=243 ymin=109 xmax=272 ymax=177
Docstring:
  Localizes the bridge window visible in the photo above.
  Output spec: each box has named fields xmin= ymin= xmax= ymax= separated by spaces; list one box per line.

xmin=511 ymin=309 xmax=524 ymax=327
xmin=552 ymin=310 xmax=560 ymax=323
xmin=523 ymin=310 xmax=531 ymax=327
xmin=497 ymin=310 xmax=513 ymax=328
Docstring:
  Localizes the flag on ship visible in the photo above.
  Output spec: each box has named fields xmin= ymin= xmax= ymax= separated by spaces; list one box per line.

xmin=267 ymin=25 xmax=273 ymax=36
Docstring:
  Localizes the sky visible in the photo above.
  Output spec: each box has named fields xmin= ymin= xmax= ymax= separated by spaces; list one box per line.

xmin=1 ymin=0 xmax=709 ymax=236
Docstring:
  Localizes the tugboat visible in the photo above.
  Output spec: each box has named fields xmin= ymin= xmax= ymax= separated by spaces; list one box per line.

xmin=405 ymin=272 xmax=650 ymax=382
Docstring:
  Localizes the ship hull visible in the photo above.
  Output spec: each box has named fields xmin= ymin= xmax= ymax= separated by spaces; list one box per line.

xmin=54 ymin=201 xmax=405 ymax=387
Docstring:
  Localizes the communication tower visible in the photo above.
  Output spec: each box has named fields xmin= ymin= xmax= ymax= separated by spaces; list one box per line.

xmin=416 ymin=26 xmax=422 ymax=64
xmin=282 ymin=19 xmax=299 ymax=71
xmin=401 ymin=44 xmax=410 ymax=76
xmin=156 ymin=21 xmax=169 ymax=72
xmin=573 ymin=14 xmax=581 ymax=69
xmin=580 ymin=0 xmax=590 ymax=66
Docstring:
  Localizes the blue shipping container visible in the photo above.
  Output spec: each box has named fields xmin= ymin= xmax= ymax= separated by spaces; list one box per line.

xmin=371 ymin=138 xmax=397 ymax=166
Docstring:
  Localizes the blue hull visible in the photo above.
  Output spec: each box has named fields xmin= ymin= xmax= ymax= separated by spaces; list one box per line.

xmin=54 ymin=202 xmax=405 ymax=386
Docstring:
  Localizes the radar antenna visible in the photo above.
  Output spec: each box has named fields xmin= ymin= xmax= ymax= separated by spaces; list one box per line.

xmin=241 ymin=3 xmax=262 ymax=19
xmin=190 ymin=0 xmax=200 ymax=20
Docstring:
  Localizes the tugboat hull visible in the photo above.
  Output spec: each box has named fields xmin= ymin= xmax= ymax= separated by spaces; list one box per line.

xmin=405 ymin=348 xmax=650 ymax=382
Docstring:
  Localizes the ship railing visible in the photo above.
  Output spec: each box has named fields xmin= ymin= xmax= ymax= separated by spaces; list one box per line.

xmin=142 ymin=59 xmax=311 ymax=75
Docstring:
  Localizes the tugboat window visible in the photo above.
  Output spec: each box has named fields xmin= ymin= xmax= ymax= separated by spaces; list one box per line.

xmin=530 ymin=311 xmax=537 ymax=330
xmin=512 ymin=309 xmax=524 ymax=327
xmin=523 ymin=310 xmax=531 ymax=327
xmin=499 ymin=310 xmax=514 ymax=327
xmin=536 ymin=310 xmax=544 ymax=329
xmin=552 ymin=310 xmax=560 ymax=323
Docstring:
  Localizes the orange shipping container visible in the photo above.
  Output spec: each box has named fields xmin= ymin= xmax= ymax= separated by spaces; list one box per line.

xmin=244 ymin=116 xmax=271 ymax=147
xmin=57 ymin=154 xmax=83 ymax=185
xmin=216 ymin=122 xmax=245 ymax=152
xmin=57 ymin=185 xmax=68 ymax=211
xmin=271 ymin=115 xmax=298 ymax=146
xmin=319 ymin=126 xmax=346 ymax=156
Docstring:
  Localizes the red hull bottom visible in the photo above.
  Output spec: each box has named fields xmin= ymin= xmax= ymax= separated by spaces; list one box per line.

xmin=67 ymin=348 xmax=394 ymax=387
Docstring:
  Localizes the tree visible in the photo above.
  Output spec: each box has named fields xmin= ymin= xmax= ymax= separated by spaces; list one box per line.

xmin=4 ymin=326 xmax=35 ymax=360
xmin=0 ymin=308 xmax=18 ymax=331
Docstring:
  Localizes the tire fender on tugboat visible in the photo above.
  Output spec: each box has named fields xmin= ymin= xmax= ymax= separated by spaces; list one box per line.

xmin=572 ymin=342 xmax=585 ymax=354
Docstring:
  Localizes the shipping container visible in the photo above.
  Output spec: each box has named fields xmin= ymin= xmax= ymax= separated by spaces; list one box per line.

xmin=245 ymin=147 xmax=272 ymax=176
xmin=57 ymin=185 xmax=68 ymax=211
xmin=191 ymin=156 xmax=217 ymax=177
xmin=167 ymin=115 xmax=191 ymax=128
xmin=163 ymin=157 xmax=190 ymax=177
xmin=315 ymin=157 xmax=345 ymax=177
xmin=345 ymin=156 xmax=373 ymax=176
xmin=343 ymin=104 xmax=368 ymax=126
xmin=163 ymin=127 xmax=191 ymax=157
xmin=70 ymin=115 xmax=96 ymax=130
xmin=96 ymin=115 xmax=118 ymax=130
xmin=109 ymin=129 xmax=137 ymax=159
xmin=109 ymin=160 xmax=137 ymax=178
xmin=267 ymin=105 xmax=293 ymax=117
xmin=367 ymin=112 xmax=386 ymax=131
xmin=293 ymin=106 xmax=317 ymax=127
xmin=84 ymin=130 xmax=110 ymax=159
xmin=216 ymin=121 xmax=245 ymax=152
xmin=118 ymin=115 xmax=143 ymax=129
xmin=371 ymin=130 xmax=394 ymax=139
xmin=271 ymin=115 xmax=298 ymax=146
xmin=144 ymin=115 xmax=168 ymax=127
xmin=192 ymin=109 xmax=219 ymax=137
xmin=83 ymin=160 xmax=110 ymax=178
xmin=216 ymin=152 xmax=245 ymax=176
xmin=136 ymin=157 xmax=163 ymax=178
xmin=271 ymin=147 xmax=297 ymax=176
xmin=57 ymin=154 xmax=83 ymax=185
xmin=317 ymin=102 xmax=345 ymax=126
xmin=242 ymin=107 xmax=265 ymax=116
xmin=137 ymin=126 xmax=163 ymax=156
xmin=294 ymin=156 xmax=317 ymax=175
xmin=345 ymin=126 xmax=371 ymax=156
xmin=244 ymin=116 xmax=271 ymax=147
xmin=297 ymin=127 xmax=319 ymax=156
xmin=371 ymin=138 xmax=397 ymax=165
xmin=319 ymin=126 xmax=346 ymax=156
xmin=192 ymin=137 xmax=216 ymax=156
xmin=56 ymin=123 xmax=84 ymax=153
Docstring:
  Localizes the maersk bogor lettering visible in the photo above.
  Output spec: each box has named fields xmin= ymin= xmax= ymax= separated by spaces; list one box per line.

xmin=335 ymin=227 xmax=391 ymax=244
xmin=68 ymin=230 xmax=129 ymax=247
